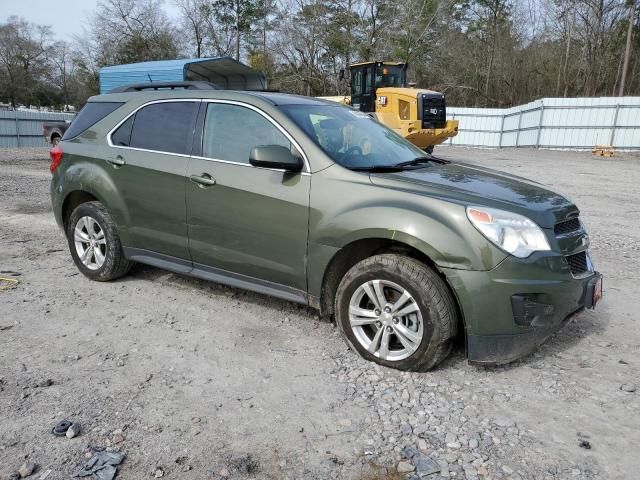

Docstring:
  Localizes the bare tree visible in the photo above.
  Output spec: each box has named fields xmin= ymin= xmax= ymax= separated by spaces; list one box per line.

xmin=619 ymin=0 xmax=637 ymax=95
xmin=176 ymin=0 xmax=208 ymax=57
xmin=0 ymin=16 xmax=52 ymax=107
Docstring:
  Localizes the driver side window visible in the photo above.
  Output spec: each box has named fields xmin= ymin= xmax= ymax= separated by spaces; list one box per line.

xmin=202 ymin=103 xmax=291 ymax=164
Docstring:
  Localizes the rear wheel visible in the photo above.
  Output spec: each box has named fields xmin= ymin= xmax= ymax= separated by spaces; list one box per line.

xmin=66 ymin=201 xmax=131 ymax=281
xmin=334 ymin=254 xmax=457 ymax=371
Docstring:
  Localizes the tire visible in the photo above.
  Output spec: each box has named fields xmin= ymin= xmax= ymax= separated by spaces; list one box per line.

xmin=66 ymin=201 xmax=131 ymax=281
xmin=334 ymin=254 xmax=457 ymax=371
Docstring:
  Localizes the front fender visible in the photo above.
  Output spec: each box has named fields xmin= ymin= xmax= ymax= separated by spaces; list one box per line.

xmin=307 ymin=166 xmax=507 ymax=297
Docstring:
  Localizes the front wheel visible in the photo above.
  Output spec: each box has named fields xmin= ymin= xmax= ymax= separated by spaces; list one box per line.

xmin=334 ymin=254 xmax=458 ymax=371
xmin=66 ymin=201 xmax=131 ymax=281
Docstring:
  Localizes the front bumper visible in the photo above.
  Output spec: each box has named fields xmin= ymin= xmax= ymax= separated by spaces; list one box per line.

xmin=442 ymin=251 xmax=601 ymax=365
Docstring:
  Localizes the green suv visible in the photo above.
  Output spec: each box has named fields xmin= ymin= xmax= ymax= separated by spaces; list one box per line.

xmin=50 ymin=84 xmax=602 ymax=371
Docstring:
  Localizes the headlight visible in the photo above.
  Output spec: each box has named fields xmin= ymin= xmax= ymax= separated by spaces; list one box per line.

xmin=466 ymin=206 xmax=551 ymax=258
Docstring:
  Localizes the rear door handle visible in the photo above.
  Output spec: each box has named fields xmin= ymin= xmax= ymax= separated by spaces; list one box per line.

xmin=107 ymin=155 xmax=126 ymax=167
xmin=190 ymin=173 xmax=216 ymax=187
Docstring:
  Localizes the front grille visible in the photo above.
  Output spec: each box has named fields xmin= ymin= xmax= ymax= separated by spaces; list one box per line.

xmin=420 ymin=94 xmax=447 ymax=129
xmin=554 ymin=217 xmax=581 ymax=236
xmin=566 ymin=251 xmax=587 ymax=276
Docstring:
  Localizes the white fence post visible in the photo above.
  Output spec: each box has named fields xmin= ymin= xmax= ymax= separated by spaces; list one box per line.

xmin=498 ymin=114 xmax=505 ymax=148
xmin=515 ymin=109 xmax=523 ymax=148
xmin=609 ymin=103 xmax=620 ymax=147
xmin=14 ymin=110 xmax=20 ymax=148
xmin=536 ymin=101 xmax=545 ymax=149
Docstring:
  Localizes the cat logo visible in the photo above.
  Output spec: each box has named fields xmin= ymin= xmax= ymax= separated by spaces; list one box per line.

xmin=377 ymin=96 xmax=387 ymax=106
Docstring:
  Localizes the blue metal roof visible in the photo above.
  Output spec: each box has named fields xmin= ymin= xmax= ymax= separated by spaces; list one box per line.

xmin=99 ymin=57 xmax=266 ymax=94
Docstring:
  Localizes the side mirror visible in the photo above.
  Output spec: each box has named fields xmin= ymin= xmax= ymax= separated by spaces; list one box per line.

xmin=249 ymin=145 xmax=303 ymax=172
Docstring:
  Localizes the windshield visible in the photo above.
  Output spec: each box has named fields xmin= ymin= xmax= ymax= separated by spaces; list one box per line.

xmin=376 ymin=65 xmax=404 ymax=88
xmin=279 ymin=104 xmax=427 ymax=170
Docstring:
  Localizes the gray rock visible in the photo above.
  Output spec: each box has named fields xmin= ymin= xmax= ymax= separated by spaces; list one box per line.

xmin=492 ymin=416 xmax=515 ymax=428
xmin=413 ymin=454 xmax=441 ymax=476
xmin=401 ymin=446 xmax=419 ymax=459
xmin=66 ymin=422 xmax=81 ymax=438
xmin=469 ymin=438 xmax=479 ymax=450
xmin=400 ymin=423 xmax=413 ymax=435
xmin=620 ymin=384 xmax=637 ymax=393
xmin=502 ymin=465 xmax=514 ymax=474
xmin=397 ymin=461 xmax=415 ymax=473
xmin=18 ymin=462 xmax=36 ymax=478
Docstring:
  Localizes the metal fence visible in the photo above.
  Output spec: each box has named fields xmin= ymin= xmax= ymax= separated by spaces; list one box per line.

xmin=2 ymin=97 xmax=640 ymax=150
xmin=447 ymin=97 xmax=640 ymax=150
xmin=0 ymin=110 xmax=74 ymax=148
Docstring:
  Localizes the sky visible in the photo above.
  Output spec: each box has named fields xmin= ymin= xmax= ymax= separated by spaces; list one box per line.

xmin=0 ymin=0 xmax=180 ymax=41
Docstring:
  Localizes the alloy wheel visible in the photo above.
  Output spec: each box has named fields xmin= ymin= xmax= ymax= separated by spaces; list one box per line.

xmin=74 ymin=216 xmax=107 ymax=270
xmin=348 ymin=279 xmax=424 ymax=361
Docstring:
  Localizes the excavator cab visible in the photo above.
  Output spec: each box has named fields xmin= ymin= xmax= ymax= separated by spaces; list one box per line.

xmin=319 ymin=60 xmax=458 ymax=152
xmin=349 ymin=62 xmax=407 ymax=112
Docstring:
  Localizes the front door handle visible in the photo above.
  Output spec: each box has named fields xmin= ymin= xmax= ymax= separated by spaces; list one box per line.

xmin=107 ymin=155 xmax=126 ymax=167
xmin=190 ymin=173 xmax=216 ymax=187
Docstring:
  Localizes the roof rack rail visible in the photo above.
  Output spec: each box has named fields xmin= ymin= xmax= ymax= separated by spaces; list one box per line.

xmin=108 ymin=81 xmax=218 ymax=93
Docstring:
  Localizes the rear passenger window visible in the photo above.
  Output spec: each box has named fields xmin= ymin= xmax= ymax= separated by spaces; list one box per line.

xmin=63 ymin=102 xmax=123 ymax=140
xmin=129 ymin=102 xmax=199 ymax=154
xmin=111 ymin=115 xmax=134 ymax=146
xmin=202 ymin=103 xmax=291 ymax=164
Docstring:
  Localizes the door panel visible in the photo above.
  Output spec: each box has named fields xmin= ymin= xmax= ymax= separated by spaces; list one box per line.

xmin=109 ymin=150 xmax=191 ymax=258
xmin=104 ymin=100 xmax=199 ymax=259
xmin=186 ymin=102 xmax=310 ymax=291
xmin=187 ymin=161 xmax=310 ymax=290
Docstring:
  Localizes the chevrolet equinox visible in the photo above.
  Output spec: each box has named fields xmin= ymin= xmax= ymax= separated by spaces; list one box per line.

xmin=49 ymin=84 xmax=603 ymax=371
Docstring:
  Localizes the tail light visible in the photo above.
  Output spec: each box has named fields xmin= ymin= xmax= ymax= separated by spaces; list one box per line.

xmin=49 ymin=144 xmax=63 ymax=174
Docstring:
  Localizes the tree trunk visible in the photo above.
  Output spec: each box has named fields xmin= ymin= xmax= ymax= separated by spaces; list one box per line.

xmin=619 ymin=0 xmax=636 ymax=96
xmin=235 ymin=0 xmax=241 ymax=61
xmin=556 ymin=3 xmax=573 ymax=97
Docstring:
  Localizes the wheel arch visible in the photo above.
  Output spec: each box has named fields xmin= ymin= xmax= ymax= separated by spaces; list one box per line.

xmin=56 ymin=159 xmax=131 ymax=242
xmin=62 ymin=191 xmax=99 ymax=231
xmin=317 ymin=237 xmax=467 ymax=345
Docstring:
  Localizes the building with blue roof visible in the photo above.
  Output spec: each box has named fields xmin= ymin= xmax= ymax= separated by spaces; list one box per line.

xmin=99 ymin=57 xmax=267 ymax=94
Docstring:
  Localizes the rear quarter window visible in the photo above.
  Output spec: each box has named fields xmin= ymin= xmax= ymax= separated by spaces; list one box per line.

xmin=62 ymin=102 xmax=123 ymax=140
xmin=110 ymin=115 xmax=134 ymax=147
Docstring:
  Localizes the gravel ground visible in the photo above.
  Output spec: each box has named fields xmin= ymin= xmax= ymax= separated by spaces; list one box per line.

xmin=0 ymin=146 xmax=638 ymax=480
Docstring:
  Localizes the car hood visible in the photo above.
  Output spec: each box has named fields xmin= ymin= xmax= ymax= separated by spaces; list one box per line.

xmin=369 ymin=162 xmax=578 ymax=228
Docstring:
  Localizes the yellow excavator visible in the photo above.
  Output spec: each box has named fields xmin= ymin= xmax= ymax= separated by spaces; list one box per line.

xmin=321 ymin=61 xmax=458 ymax=153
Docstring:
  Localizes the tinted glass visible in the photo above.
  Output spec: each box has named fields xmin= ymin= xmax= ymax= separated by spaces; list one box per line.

xmin=202 ymin=103 xmax=290 ymax=164
xmin=130 ymin=102 xmax=198 ymax=154
xmin=110 ymin=115 xmax=134 ymax=147
xmin=62 ymin=102 xmax=123 ymax=140
xmin=280 ymin=104 xmax=425 ymax=169
xmin=375 ymin=65 xmax=404 ymax=88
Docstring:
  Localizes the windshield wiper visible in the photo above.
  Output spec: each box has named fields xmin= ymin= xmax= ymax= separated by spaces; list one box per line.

xmin=349 ymin=165 xmax=406 ymax=172
xmin=395 ymin=156 xmax=450 ymax=167
xmin=348 ymin=156 xmax=450 ymax=172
